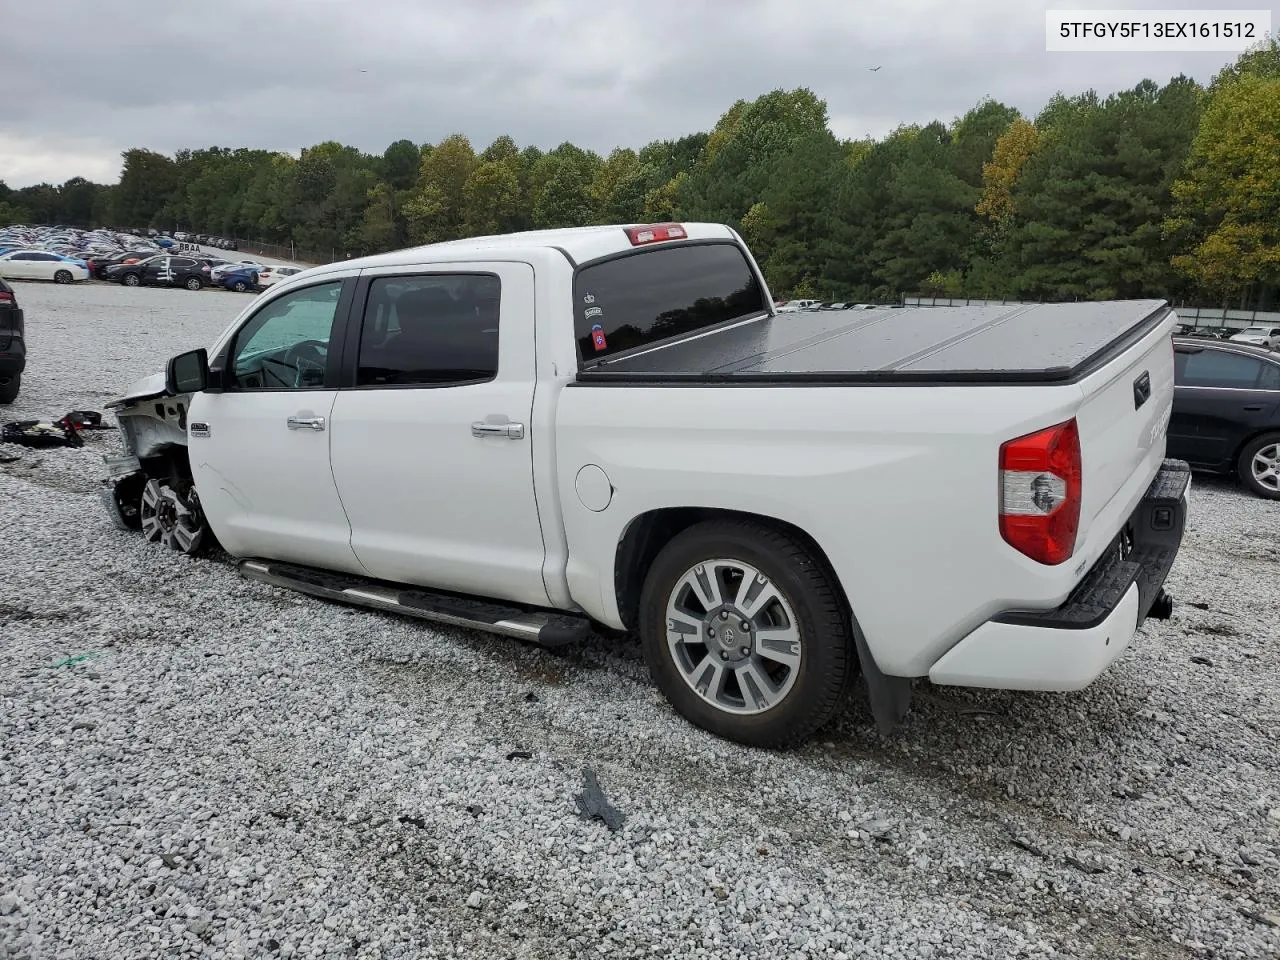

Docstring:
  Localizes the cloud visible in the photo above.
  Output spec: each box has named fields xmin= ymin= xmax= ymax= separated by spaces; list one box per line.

xmin=0 ymin=0 xmax=1243 ymax=187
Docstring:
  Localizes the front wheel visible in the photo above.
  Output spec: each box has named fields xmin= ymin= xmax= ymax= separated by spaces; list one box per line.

xmin=185 ymin=277 xmax=203 ymax=291
xmin=638 ymin=519 xmax=854 ymax=748
xmin=1238 ymin=432 xmax=1280 ymax=499
xmin=232 ymin=280 xmax=248 ymax=293
xmin=54 ymin=269 xmax=73 ymax=284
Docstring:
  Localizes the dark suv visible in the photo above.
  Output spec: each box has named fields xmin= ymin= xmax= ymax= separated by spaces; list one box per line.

xmin=104 ymin=255 xmax=211 ymax=291
xmin=0 ymin=277 xmax=25 ymax=403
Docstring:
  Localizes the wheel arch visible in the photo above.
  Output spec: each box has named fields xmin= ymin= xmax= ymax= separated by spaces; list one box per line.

xmin=614 ymin=507 xmax=845 ymax=634
xmin=1232 ymin=425 xmax=1280 ymax=471
xmin=612 ymin=505 xmax=913 ymax=735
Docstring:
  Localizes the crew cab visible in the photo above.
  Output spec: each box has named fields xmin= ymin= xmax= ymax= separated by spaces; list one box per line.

xmin=100 ymin=223 xmax=1190 ymax=747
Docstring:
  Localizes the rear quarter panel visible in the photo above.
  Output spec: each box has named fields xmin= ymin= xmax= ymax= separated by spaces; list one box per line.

xmin=555 ymin=381 xmax=1092 ymax=677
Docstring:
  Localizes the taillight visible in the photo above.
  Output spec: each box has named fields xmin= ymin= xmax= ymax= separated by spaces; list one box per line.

xmin=998 ymin=418 xmax=1082 ymax=565
xmin=625 ymin=223 xmax=687 ymax=245
xmin=0 ymin=292 xmax=11 ymax=302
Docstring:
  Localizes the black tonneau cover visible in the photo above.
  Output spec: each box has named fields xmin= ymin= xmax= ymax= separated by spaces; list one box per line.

xmin=576 ymin=300 xmax=1172 ymax=385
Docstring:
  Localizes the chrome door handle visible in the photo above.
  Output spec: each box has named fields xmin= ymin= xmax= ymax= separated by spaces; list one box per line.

xmin=287 ymin=416 xmax=326 ymax=431
xmin=471 ymin=420 xmax=525 ymax=440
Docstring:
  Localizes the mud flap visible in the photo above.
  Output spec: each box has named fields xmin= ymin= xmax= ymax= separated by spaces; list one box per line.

xmin=853 ymin=628 xmax=913 ymax=736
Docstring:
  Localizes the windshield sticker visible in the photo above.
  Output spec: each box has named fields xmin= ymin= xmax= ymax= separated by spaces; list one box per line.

xmin=590 ymin=324 xmax=608 ymax=351
xmin=585 ymin=306 xmax=603 ymax=320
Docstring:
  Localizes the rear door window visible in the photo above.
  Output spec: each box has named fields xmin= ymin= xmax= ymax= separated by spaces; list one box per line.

xmin=1177 ymin=349 xmax=1267 ymax=388
xmin=572 ymin=242 xmax=766 ymax=363
xmin=355 ymin=274 xmax=501 ymax=386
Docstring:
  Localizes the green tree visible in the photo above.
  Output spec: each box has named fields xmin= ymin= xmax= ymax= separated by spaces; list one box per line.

xmin=112 ymin=149 xmax=178 ymax=227
xmin=382 ymin=139 xmax=420 ymax=191
xmin=463 ymin=161 xmax=520 ymax=236
xmin=1002 ymin=77 xmax=1201 ymax=300
xmin=404 ymin=134 xmax=478 ymax=244
xmin=1167 ymin=72 xmax=1280 ymax=297
xmin=360 ymin=182 xmax=402 ymax=251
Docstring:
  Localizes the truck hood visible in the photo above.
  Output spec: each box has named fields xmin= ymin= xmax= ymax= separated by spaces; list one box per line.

xmin=105 ymin=371 xmax=169 ymax=409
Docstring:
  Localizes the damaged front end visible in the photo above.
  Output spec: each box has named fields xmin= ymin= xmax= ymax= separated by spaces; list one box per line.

xmin=102 ymin=373 xmax=209 ymax=554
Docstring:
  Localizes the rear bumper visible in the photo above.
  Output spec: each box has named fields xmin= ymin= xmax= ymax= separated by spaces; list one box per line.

xmin=929 ymin=459 xmax=1190 ymax=691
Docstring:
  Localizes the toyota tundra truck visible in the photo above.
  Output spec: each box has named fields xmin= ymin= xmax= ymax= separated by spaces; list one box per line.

xmin=100 ymin=222 xmax=1190 ymax=747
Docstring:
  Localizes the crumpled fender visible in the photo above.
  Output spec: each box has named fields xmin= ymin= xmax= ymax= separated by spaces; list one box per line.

xmin=105 ymin=371 xmax=169 ymax=409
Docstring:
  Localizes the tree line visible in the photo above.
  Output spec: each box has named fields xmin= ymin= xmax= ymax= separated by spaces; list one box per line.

xmin=1 ymin=40 xmax=1276 ymax=307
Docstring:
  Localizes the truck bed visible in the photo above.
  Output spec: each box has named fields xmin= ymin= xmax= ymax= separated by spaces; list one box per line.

xmin=577 ymin=300 xmax=1172 ymax=385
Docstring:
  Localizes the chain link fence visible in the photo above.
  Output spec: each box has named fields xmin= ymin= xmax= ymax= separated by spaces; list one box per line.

xmin=223 ymin=238 xmax=363 ymax=267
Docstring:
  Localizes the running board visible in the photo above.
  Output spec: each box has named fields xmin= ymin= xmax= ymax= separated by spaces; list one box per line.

xmin=237 ymin=559 xmax=592 ymax=648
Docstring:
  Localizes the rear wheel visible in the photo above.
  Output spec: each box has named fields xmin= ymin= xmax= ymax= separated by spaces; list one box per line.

xmin=53 ymin=269 xmax=73 ymax=284
xmin=0 ymin=374 xmax=19 ymax=404
xmin=122 ymin=273 xmax=141 ymax=287
xmin=638 ymin=519 xmax=854 ymax=748
xmin=184 ymin=276 xmax=203 ymax=291
xmin=1238 ymin=432 xmax=1280 ymax=499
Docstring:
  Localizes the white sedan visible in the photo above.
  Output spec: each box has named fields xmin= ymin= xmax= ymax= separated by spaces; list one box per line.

xmin=257 ymin=265 xmax=304 ymax=287
xmin=0 ymin=250 xmax=91 ymax=283
xmin=1228 ymin=326 xmax=1280 ymax=349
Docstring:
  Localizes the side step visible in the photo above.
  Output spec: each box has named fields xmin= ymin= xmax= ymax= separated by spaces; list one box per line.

xmin=238 ymin=559 xmax=593 ymax=648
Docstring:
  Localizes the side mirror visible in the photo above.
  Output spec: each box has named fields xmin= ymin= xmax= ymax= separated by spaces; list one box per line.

xmin=166 ymin=348 xmax=208 ymax=395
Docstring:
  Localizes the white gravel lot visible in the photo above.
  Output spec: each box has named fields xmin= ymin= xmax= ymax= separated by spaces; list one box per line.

xmin=1 ymin=280 xmax=1279 ymax=959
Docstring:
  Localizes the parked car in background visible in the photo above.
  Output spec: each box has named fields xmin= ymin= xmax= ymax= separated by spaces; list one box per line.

xmin=1168 ymin=337 xmax=1280 ymax=499
xmin=213 ymin=264 xmax=260 ymax=293
xmin=1228 ymin=326 xmax=1280 ymax=350
xmin=257 ymin=265 xmax=303 ymax=287
xmin=87 ymin=250 xmax=163 ymax=279
xmin=0 ymin=276 xmax=24 ymax=403
xmin=104 ymin=255 xmax=209 ymax=290
xmin=0 ymin=250 xmax=90 ymax=283
xmin=776 ymin=299 xmax=821 ymax=312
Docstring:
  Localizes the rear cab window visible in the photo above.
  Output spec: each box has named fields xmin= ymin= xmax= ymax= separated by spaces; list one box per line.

xmin=573 ymin=242 xmax=767 ymax=365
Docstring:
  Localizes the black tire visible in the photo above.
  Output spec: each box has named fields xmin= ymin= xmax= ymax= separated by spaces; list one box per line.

xmin=0 ymin=374 xmax=19 ymax=404
xmin=122 ymin=273 xmax=141 ymax=287
xmin=232 ymin=280 xmax=248 ymax=293
xmin=638 ymin=519 xmax=854 ymax=748
xmin=185 ymin=277 xmax=203 ymax=291
xmin=1237 ymin=432 xmax=1280 ymax=500
xmin=53 ymin=269 xmax=73 ymax=284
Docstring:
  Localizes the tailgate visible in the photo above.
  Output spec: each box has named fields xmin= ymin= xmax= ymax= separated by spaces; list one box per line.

xmin=1073 ymin=316 xmax=1176 ymax=548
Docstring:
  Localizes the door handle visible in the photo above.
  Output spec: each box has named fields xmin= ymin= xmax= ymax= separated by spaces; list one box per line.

xmin=471 ymin=420 xmax=525 ymax=440
xmin=1242 ymin=405 xmax=1264 ymax=412
xmin=287 ymin=416 xmax=326 ymax=431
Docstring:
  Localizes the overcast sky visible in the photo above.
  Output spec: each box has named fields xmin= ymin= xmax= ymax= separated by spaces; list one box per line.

xmin=0 ymin=0 xmax=1251 ymax=187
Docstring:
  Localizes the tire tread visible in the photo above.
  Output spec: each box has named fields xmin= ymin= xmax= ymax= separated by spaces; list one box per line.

xmin=639 ymin=518 xmax=854 ymax=749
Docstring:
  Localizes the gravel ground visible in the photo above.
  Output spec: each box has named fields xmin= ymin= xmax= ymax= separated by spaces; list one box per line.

xmin=2 ymin=282 xmax=1279 ymax=959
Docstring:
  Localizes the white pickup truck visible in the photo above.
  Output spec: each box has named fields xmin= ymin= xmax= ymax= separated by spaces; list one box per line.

xmin=101 ymin=222 xmax=1190 ymax=747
